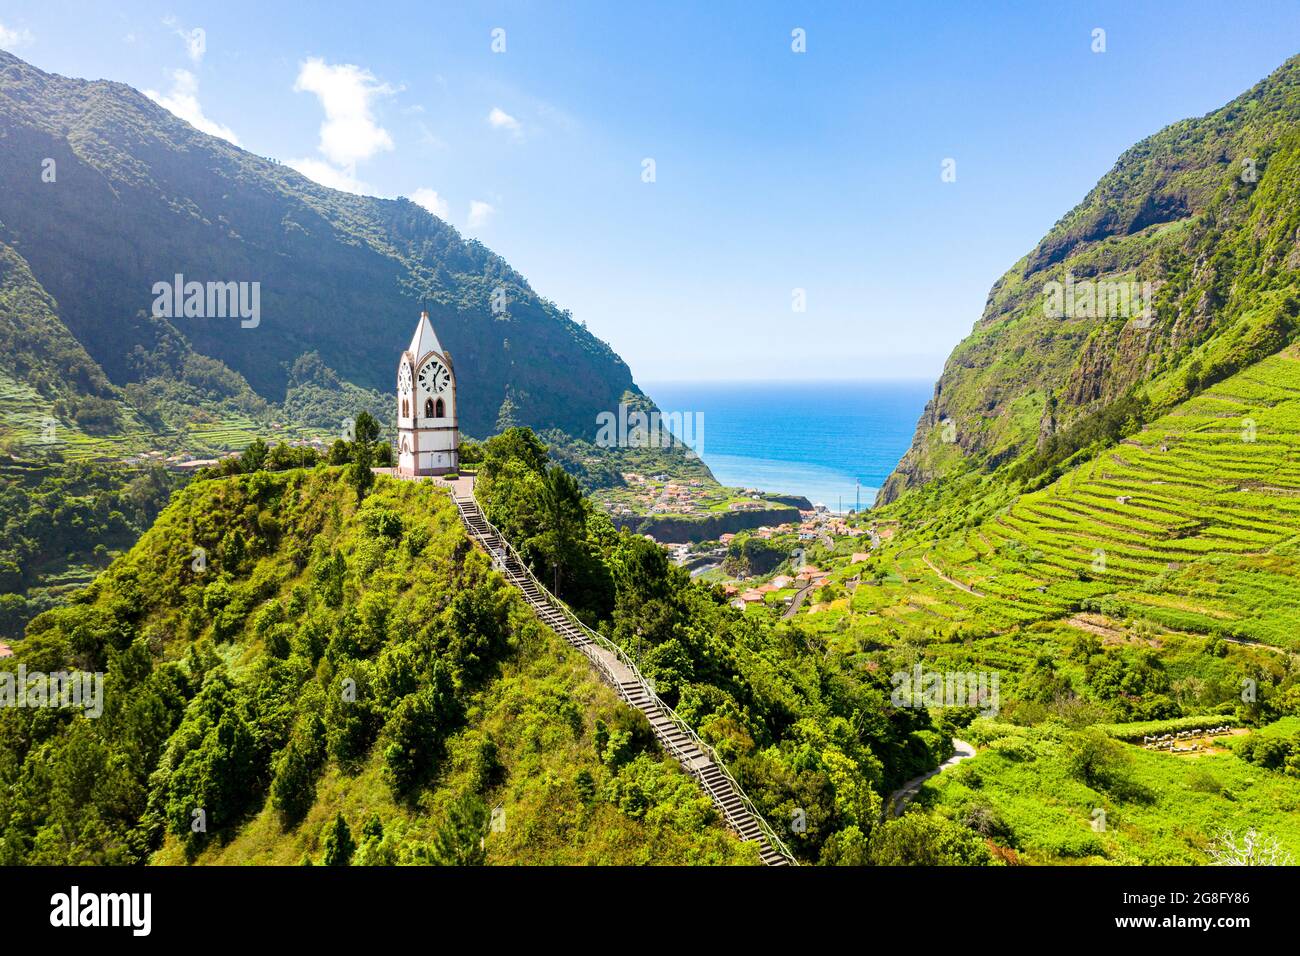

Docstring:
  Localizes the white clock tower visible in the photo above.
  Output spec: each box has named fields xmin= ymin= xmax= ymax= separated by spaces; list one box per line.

xmin=397 ymin=310 xmax=460 ymax=476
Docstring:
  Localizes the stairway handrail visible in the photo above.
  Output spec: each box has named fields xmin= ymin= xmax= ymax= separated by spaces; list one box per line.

xmin=454 ymin=488 xmax=796 ymax=866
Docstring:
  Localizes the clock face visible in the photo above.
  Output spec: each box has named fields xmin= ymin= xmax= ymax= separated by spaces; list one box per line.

xmin=418 ymin=359 xmax=451 ymax=395
xmin=397 ymin=364 xmax=412 ymax=396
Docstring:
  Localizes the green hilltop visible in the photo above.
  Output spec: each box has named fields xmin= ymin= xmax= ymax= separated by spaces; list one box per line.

xmin=0 ymin=427 xmax=988 ymax=866
xmin=0 ymin=464 xmax=757 ymax=865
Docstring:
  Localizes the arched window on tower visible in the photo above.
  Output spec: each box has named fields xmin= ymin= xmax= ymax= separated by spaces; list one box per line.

xmin=435 ymin=398 xmax=445 ymax=418
xmin=424 ymin=398 xmax=434 ymax=418
xmin=401 ymin=399 xmax=409 ymax=418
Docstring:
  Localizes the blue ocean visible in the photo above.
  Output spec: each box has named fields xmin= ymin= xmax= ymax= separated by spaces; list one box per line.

xmin=642 ymin=380 xmax=932 ymax=512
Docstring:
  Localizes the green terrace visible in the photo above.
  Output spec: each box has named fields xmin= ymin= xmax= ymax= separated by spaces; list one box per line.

xmin=791 ymin=349 xmax=1300 ymax=652
xmin=1 ymin=380 xmax=332 ymax=464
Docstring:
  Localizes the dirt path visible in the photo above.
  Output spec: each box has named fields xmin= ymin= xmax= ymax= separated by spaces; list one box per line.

xmin=922 ymin=555 xmax=985 ymax=597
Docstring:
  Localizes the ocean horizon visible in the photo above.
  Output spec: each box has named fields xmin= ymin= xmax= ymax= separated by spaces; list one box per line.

xmin=642 ymin=379 xmax=932 ymax=512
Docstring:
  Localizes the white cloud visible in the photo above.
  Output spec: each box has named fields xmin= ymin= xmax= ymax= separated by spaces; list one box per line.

xmin=293 ymin=58 xmax=395 ymax=168
xmin=409 ymin=188 xmax=450 ymax=219
xmin=468 ymin=200 xmax=495 ymax=229
xmin=179 ymin=26 xmax=205 ymax=63
xmin=286 ymin=157 xmax=374 ymax=195
xmin=0 ymin=22 xmax=35 ymax=50
xmin=161 ymin=16 xmax=205 ymax=63
xmin=145 ymin=69 xmax=241 ymax=145
xmin=487 ymin=107 xmax=522 ymax=138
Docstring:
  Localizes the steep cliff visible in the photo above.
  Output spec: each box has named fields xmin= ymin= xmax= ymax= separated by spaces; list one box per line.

xmin=881 ymin=54 xmax=1300 ymax=503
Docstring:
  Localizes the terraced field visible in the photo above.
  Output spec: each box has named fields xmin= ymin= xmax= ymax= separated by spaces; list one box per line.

xmin=802 ymin=349 xmax=1300 ymax=651
xmin=1 ymin=369 xmax=327 ymax=462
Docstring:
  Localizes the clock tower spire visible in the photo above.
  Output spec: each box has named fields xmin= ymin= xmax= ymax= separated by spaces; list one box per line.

xmin=397 ymin=310 xmax=460 ymax=476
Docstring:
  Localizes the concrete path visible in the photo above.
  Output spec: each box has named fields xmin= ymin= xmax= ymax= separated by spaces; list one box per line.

xmin=885 ymin=738 xmax=976 ymax=818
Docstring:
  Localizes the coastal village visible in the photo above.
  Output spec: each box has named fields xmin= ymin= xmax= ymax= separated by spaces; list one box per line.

xmin=639 ymin=487 xmax=884 ymax=616
xmin=599 ymin=471 xmax=798 ymax=521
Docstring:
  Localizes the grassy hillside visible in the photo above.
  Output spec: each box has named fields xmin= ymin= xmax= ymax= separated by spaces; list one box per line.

xmin=771 ymin=339 xmax=1300 ymax=864
xmin=831 ymin=349 xmax=1300 ymax=654
xmin=0 ymin=466 xmax=754 ymax=864
xmin=919 ymin=718 xmax=1300 ymax=865
xmin=470 ymin=428 xmax=985 ymax=865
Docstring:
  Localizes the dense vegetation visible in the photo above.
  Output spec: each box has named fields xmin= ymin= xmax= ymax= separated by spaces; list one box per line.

xmin=0 ymin=459 xmax=178 ymax=639
xmin=0 ymin=447 xmax=754 ymax=865
xmin=777 ymin=345 xmax=1300 ymax=863
xmin=475 ymin=428 xmax=957 ymax=863
xmin=917 ymin=718 xmax=1300 ymax=864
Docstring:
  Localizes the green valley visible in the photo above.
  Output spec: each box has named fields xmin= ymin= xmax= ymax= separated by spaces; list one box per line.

xmin=4 ymin=16 xmax=1300 ymax=878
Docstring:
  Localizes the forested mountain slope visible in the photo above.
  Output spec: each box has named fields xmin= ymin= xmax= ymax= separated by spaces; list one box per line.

xmin=0 ymin=50 xmax=638 ymax=443
xmin=882 ymin=53 xmax=1300 ymax=503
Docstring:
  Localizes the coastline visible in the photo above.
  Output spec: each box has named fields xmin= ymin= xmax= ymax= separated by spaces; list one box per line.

xmin=642 ymin=379 xmax=929 ymax=515
xmin=704 ymin=451 xmax=878 ymax=515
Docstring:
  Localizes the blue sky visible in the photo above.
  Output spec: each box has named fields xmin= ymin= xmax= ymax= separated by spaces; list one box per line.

xmin=3 ymin=1 xmax=1300 ymax=382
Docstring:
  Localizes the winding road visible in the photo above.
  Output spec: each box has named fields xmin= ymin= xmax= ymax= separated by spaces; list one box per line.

xmin=780 ymin=581 xmax=816 ymax=620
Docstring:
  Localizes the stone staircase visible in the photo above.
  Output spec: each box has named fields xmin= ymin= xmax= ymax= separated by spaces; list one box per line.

xmin=453 ymin=488 xmax=794 ymax=866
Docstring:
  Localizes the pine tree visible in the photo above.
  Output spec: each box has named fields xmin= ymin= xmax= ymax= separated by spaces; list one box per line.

xmin=430 ymin=793 xmax=488 ymax=866
xmin=322 ymin=812 xmax=356 ymax=866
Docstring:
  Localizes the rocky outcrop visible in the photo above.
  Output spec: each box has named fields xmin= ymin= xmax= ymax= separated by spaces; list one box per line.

xmin=612 ymin=504 xmax=804 ymax=544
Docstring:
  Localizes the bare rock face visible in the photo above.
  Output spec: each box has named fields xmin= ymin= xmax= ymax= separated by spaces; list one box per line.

xmin=1036 ymin=399 xmax=1057 ymax=454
